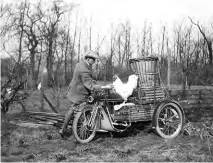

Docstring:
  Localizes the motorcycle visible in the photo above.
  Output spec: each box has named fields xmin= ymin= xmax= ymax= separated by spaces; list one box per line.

xmin=72 ymin=56 xmax=185 ymax=143
xmin=72 ymin=89 xmax=184 ymax=143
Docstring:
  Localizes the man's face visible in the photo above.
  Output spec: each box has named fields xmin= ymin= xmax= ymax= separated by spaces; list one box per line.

xmin=88 ymin=58 xmax=96 ymax=66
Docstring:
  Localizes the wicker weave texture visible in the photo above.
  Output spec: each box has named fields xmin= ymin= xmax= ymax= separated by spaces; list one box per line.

xmin=129 ymin=57 xmax=165 ymax=103
xmin=114 ymin=104 xmax=155 ymax=122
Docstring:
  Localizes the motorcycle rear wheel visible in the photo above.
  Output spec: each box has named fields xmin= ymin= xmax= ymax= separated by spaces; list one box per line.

xmin=72 ymin=105 xmax=97 ymax=143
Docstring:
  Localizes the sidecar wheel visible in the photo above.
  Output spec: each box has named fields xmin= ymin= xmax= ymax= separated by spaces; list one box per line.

xmin=154 ymin=101 xmax=184 ymax=139
xmin=72 ymin=105 xmax=97 ymax=143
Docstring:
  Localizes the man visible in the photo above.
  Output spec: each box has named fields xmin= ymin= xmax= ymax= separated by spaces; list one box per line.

xmin=59 ymin=50 xmax=111 ymax=139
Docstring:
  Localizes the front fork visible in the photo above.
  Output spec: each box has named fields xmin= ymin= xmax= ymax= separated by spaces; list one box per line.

xmin=87 ymin=103 xmax=100 ymax=128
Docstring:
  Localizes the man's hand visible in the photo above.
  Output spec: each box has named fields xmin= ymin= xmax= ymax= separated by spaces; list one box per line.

xmin=92 ymin=80 xmax=97 ymax=84
xmin=101 ymin=84 xmax=113 ymax=89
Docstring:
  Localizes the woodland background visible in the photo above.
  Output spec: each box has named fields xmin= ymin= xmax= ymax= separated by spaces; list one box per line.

xmin=1 ymin=0 xmax=213 ymax=114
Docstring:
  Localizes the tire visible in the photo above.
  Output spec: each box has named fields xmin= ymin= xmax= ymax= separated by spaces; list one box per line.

xmin=72 ymin=105 xmax=97 ymax=143
xmin=154 ymin=101 xmax=184 ymax=139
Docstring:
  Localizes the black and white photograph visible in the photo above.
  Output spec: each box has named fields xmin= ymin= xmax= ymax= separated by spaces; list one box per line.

xmin=1 ymin=0 xmax=213 ymax=162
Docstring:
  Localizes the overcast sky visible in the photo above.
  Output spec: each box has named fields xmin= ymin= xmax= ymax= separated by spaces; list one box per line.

xmin=74 ymin=0 xmax=213 ymax=55
xmin=76 ymin=0 xmax=213 ymax=34
xmin=3 ymin=0 xmax=211 ymax=35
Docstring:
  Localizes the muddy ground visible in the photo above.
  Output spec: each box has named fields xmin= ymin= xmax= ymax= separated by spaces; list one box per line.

xmin=1 ymin=90 xmax=213 ymax=162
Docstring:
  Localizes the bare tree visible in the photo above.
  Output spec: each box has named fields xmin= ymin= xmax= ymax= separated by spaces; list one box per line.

xmin=1 ymin=58 xmax=30 ymax=114
xmin=94 ymin=34 xmax=105 ymax=80
xmin=64 ymin=24 xmax=70 ymax=85
xmin=114 ymin=21 xmax=133 ymax=69
xmin=135 ymin=20 xmax=153 ymax=57
xmin=77 ymin=17 xmax=87 ymax=62
xmin=189 ymin=17 xmax=213 ymax=65
xmin=1 ymin=1 xmax=40 ymax=89
xmin=23 ymin=2 xmax=45 ymax=89
xmin=141 ymin=20 xmax=147 ymax=56
xmin=70 ymin=11 xmax=78 ymax=79
xmin=160 ymin=26 xmax=166 ymax=65
xmin=39 ymin=1 xmax=68 ymax=87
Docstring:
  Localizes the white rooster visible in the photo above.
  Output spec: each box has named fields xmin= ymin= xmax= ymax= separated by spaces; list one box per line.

xmin=37 ymin=82 xmax=42 ymax=90
xmin=112 ymin=74 xmax=138 ymax=104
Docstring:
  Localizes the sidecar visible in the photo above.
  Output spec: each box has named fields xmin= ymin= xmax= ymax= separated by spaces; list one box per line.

xmin=105 ymin=56 xmax=185 ymax=139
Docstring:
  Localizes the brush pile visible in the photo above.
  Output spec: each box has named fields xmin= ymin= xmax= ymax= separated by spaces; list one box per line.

xmin=25 ymin=111 xmax=65 ymax=127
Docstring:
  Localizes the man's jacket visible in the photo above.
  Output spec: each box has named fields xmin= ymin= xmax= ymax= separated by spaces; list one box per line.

xmin=66 ymin=60 xmax=101 ymax=104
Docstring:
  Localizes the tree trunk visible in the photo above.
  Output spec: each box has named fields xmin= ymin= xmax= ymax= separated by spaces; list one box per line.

xmin=17 ymin=3 xmax=26 ymax=64
xmin=30 ymin=52 xmax=36 ymax=89
xmin=64 ymin=53 xmax=68 ymax=85
xmin=40 ymin=55 xmax=46 ymax=112
xmin=47 ymin=39 xmax=53 ymax=87
xmin=208 ymin=41 xmax=212 ymax=65
xmin=78 ymin=30 xmax=81 ymax=62
xmin=167 ymin=49 xmax=171 ymax=90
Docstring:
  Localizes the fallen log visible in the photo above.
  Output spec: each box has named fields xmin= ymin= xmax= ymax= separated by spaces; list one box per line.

xmin=30 ymin=115 xmax=64 ymax=122
xmin=30 ymin=116 xmax=60 ymax=124
xmin=26 ymin=111 xmax=61 ymax=116
xmin=42 ymin=92 xmax=59 ymax=113
xmin=26 ymin=111 xmax=64 ymax=118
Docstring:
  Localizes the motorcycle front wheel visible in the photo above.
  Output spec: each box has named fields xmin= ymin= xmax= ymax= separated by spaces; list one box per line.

xmin=72 ymin=105 xmax=97 ymax=143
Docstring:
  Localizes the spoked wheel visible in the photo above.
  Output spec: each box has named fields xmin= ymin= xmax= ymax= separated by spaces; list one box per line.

xmin=72 ymin=105 xmax=97 ymax=143
xmin=154 ymin=101 xmax=184 ymax=139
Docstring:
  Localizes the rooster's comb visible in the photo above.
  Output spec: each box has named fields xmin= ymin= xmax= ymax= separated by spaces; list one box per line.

xmin=113 ymin=74 xmax=119 ymax=81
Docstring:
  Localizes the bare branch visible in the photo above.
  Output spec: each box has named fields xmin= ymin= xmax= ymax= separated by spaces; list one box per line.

xmin=188 ymin=16 xmax=208 ymax=43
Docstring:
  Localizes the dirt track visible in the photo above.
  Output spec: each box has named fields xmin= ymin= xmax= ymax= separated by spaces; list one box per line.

xmin=1 ymin=110 xmax=213 ymax=162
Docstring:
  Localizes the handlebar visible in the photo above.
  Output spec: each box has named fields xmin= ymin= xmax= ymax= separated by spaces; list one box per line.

xmin=101 ymin=84 xmax=114 ymax=90
xmin=87 ymin=89 xmax=109 ymax=104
